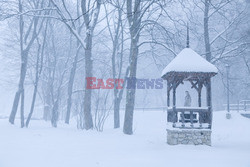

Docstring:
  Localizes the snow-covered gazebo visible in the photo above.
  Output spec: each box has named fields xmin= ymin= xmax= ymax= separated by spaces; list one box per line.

xmin=161 ymin=47 xmax=218 ymax=146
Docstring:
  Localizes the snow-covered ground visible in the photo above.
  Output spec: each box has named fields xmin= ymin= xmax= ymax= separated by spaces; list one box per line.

xmin=0 ymin=110 xmax=250 ymax=167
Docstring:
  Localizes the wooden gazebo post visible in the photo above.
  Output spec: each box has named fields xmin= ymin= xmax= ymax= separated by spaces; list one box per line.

xmin=172 ymin=80 xmax=177 ymax=127
xmin=198 ymin=81 xmax=203 ymax=107
xmin=167 ymin=81 xmax=170 ymax=107
xmin=206 ymin=77 xmax=212 ymax=128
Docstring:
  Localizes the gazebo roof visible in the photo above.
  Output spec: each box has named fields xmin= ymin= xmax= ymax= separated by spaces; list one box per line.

xmin=161 ymin=48 xmax=218 ymax=79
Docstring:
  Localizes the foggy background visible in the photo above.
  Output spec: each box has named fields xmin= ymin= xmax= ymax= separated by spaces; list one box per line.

xmin=0 ymin=0 xmax=249 ymax=123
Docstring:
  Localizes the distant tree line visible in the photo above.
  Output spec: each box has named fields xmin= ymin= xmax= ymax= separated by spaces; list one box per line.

xmin=0 ymin=0 xmax=249 ymax=134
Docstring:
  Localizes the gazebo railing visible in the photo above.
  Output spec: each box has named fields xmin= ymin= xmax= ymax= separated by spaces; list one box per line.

xmin=167 ymin=107 xmax=211 ymax=129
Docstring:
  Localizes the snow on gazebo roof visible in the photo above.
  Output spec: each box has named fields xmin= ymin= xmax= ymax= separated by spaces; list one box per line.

xmin=161 ymin=48 xmax=218 ymax=77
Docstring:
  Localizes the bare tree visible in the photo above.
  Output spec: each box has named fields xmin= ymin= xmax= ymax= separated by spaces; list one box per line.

xmin=9 ymin=0 xmax=46 ymax=127
xmin=123 ymin=0 xmax=155 ymax=135
xmin=65 ymin=0 xmax=84 ymax=124
xmin=49 ymin=0 xmax=102 ymax=129
xmin=93 ymin=89 xmax=111 ymax=132
xmin=25 ymin=19 xmax=49 ymax=127
xmin=80 ymin=0 xmax=101 ymax=130
xmin=104 ymin=0 xmax=129 ymax=128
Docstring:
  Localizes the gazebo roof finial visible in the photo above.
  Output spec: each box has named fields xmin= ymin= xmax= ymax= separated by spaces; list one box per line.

xmin=186 ymin=22 xmax=190 ymax=48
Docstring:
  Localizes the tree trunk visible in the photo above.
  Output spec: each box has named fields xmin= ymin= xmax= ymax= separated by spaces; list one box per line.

xmin=65 ymin=46 xmax=80 ymax=124
xmin=9 ymin=0 xmax=39 ymax=125
xmin=123 ymin=38 xmax=139 ymax=135
xmin=80 ymin=0 xmax=101 ymax=130
xmin=9 ymin=91 xmax=21 ymax=124
xmin=51 ymin=99 xmax=59 ymax=128
xmin=9 ymin=0 xmax=26 ymax=124
xmin=25 ymin=81 xmax=38 ymax=127
xmin=20 ymin=89 xmax=25 ymax=128
xmin=123 ymin=0 xmax=141 ymax=135
xmin=108 ymin=6 xmax=123 ymax=129
xmin=114 ymin=96 xmax=121 ymax=128
xmin=9 ymin=51 xmax=27 ymax=124
xmin=83 ymin=32 xmax=94 ymax=130
xmin=26 ymin=21 xmax=47 ymax=127
xmin=204 ymin=0 xmax=212 ymax=128
xmin=204 ymin=0 xmax=211 ymax=62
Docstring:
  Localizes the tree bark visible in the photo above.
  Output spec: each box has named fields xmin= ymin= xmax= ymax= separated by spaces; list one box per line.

xmin=114 ymin=97 xmax=121 ymax=128
xmin=51 ymin=99 xmax=59 ymax=128
xmin=9 ymin=50 xmax=28 ymax=125
xmin=26 ymin=44 xmax=42 ymax=127
xmin=204 ymin=0 xmax=212 ymax=128
xmin=83 ymin=32 xmax=94 ymax=130
xmin=9 ymin=0 xmax=26 ymax=125
xmin=204 ymin=0 xmax=211 ymax=62
xmin=123 ymin=0 xmax=141 ymax=135
xmin=26 ymin=20 xmax=47 ymax=127
xmin=20 ymin=88 xmax=25 ymax=128
xmin=65 ymin=45 xmax=80 ymax=124
xmin=25 ymin=82 xmax=38 ymax=127
xmin=81 ymin=0 xmax=101 ymax=130
xmin=123 ymin=38 xmax=139 ymax=135
xmin=9 ymin=0 xmax=41 ymax=125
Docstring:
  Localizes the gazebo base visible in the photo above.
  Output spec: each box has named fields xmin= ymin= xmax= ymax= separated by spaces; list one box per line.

xmin=167 ymin=129 xmax=211 ymax=146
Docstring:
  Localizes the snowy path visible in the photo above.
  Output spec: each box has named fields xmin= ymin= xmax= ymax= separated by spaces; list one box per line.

xmin=0 ymin=111 xmax=250 ymax=167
